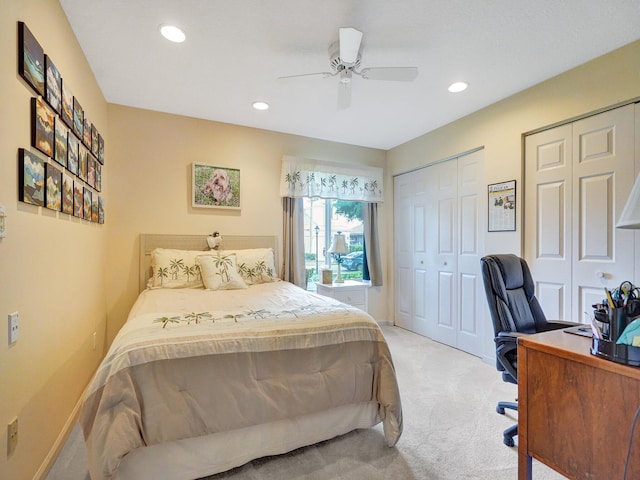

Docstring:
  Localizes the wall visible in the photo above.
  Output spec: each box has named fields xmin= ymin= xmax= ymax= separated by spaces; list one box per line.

xmin=0 ymin=1 xmax=109 ymax=479
xmin=386 ymin=39 xmax=640 ymax=361
xmin=105 ymin=105 xmax=387 ymax=344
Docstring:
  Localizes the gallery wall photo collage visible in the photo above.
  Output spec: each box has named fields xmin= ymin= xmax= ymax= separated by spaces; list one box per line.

xmin=18 ymin=21 xmax=105 ymax=224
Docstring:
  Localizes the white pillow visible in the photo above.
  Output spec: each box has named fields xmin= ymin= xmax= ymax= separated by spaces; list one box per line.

xmin=151 ymin=248 xmax=215 ymax=288
xmin=196 ymin=254 xmax=248 ymax=291
xmin=219 ymin=248 xmax=280 ymax=285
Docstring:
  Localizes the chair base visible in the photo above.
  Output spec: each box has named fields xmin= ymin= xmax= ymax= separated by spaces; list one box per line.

xmin=496 ymin=401 xmax=518 ymax=447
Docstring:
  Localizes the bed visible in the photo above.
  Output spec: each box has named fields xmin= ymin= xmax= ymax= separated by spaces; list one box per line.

xmin=80 ymin=234 xmax=403 ymax=480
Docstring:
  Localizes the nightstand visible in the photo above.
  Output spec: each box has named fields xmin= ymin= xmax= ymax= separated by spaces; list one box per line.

xmin=315 ymin=280 xmax=369 ymax=312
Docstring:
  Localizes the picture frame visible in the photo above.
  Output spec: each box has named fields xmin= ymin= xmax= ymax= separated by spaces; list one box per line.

xmin=61 ymin=171 xmax=74 ymax=215
xmin=19 ymin=148 xmax=45 ymax=206
xmin=83 ymin=187 xmax=92 ymax=220
xmin=97 ymin=133 xmax=104 ymax=164
xmin=67 ymin=132 xmax=79 ymax=176
xmin=45 ymin=55 xmax=61 ymax=114
xmin=488 ymin=180 xmax=516 ymax=232
xmin=98 ymin=196 xmax=104 ymax=224
xmin=32 ymin=97 xmax=55 ymax=158
xmin=73 ymin=180 xmax=83 ymax=218
xmin=45 ymin=162 xmax=62 ymax=212
xmin=78 ymin=145 xmax=88 ymax=182
xmin=91 ymin=197 xmax=99 ymax=223
xmin=18 ymin=22 xmax=45 ymax=96
xmin=54 ymin=116 xmax=68 ymax=167
xmin=87 ymin=155 xmax=96 ymax=188
xmin=73 ymin=96 xmax=84 ymax=138
xmin=91 ymin=124 xmax=99 ymax=157
xmin=94 ymin=163 xmax=102 ymax=192
xmin=61 ymin=80 xmax=74 ymax=129
xmin=192 ymin=163 xmax=240 ymax=209
xmin=83 ymin=115 xmax=91 ymax=148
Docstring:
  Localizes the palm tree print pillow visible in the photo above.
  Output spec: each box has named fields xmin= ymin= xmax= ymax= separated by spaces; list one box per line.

xmin=150 ymin=248 xmax=215 ymax=288
xmin=196 ymin=254 xmax=248 ymax=290
xmin=219 ymin=248 xmax=280 ymax=285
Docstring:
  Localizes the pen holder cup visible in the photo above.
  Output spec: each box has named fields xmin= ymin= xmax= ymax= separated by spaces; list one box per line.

xmin=591 ymin=305 xmax=640 ymax=366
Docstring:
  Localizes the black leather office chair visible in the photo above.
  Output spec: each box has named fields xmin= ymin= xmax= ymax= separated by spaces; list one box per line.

xmin=480 ymin=254 xmax=576 ymax=447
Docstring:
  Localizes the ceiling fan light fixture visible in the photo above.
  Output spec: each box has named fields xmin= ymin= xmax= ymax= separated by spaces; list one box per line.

xmin=448 ymin=81 xmax=468 ymax=93
xmin=339 ymin=70 xmax=352 ymax=84
xmin=159 ymin=24 xmax=186 ymax=43
xmin=252 ymin=101 xmax=270 ymax=111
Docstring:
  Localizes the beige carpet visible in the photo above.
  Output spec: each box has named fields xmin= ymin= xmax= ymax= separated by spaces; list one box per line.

xmin=47 ymin=326 xmax=566 ymax=480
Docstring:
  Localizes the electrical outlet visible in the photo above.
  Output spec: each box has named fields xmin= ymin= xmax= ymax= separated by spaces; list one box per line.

xmin=8 ymin=312 xmax=18 ymax=345
xmin=7 ymin=418 xmax=18 ymax=456
xmin=92 ymin=331 xmax=97 ymax=350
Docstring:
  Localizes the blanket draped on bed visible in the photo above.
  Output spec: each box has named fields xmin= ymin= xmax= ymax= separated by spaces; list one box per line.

xmin=80 ymin=282 xmax=402 ymax=480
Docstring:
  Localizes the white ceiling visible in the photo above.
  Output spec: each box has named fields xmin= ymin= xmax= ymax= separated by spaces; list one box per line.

xmin=59 ymin=0 xmax=640 ymax=150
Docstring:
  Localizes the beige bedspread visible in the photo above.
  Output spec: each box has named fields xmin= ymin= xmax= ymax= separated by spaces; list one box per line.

xmin=80 ymin=282 xmax=402 ymax=480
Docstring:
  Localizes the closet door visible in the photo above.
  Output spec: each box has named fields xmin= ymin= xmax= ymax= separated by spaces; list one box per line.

xmin=525 ymin=105 xmax=635 ymax=321
xmin=425 ymin=160 xmax=458 ymax=345
xmin=394 ymin=173 xmax=413 ymax=331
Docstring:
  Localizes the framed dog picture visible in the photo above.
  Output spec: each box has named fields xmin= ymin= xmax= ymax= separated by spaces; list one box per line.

xmin=192 ymin=162 xmax=240 ymax=209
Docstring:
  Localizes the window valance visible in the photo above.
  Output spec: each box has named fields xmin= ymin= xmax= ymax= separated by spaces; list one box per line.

xmin=279 ymin=155 xmax=384 ymax=202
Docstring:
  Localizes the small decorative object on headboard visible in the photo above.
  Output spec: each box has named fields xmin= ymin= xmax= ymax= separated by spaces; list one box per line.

xmin=206 ymin=231 xmax=223 ymax=250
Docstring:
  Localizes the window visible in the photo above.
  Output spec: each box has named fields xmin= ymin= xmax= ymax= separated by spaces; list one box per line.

xmin=303 ymin=198 xmax=365 ymax=288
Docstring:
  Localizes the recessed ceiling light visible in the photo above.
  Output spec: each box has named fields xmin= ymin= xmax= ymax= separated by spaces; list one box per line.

xmin=252 ymin=101 xmax=270 ymax=111
xmin=159 ymin=24 xmax=186 ymax=43
xmin=448 ymin=81 xmax=468 ymax=93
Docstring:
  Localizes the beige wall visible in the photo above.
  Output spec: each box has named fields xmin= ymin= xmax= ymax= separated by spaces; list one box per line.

xmin=386 ymin=39 xmax=640 ymax=360
xmin=105 ymin=105 xmax=388 ymax=344
xmin=0 ymin=1 xmax=109 ymax=479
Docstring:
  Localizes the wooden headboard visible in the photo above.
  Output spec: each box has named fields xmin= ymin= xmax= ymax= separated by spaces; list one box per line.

xmin=139 ymin=234 xmax=279 ymax=292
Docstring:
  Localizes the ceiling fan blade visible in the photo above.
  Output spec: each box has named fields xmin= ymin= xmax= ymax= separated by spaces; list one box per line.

xmin=339 ymin=27 xmax=362 ymax=65
xmin=360 ymin=67 xmax=418 ymax=81
xmin=337 ymin=81 xmax=352 ymax=110
xmin=278 ymin=71 xmax=335 ymax=80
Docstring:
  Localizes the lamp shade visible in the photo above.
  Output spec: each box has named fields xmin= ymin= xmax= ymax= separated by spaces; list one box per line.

xmin=617 ymin=173 xmax=640 ymax=229
xmin=328 ymin=233 xmax=349 ymax=255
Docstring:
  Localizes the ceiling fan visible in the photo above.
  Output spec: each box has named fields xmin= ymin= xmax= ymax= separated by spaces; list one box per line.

xmin=279 ymin=27 xmax=418 ymax=110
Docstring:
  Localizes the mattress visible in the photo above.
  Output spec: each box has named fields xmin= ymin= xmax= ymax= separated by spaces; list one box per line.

xmin=80 ymin=281 xmax=402 ymax=480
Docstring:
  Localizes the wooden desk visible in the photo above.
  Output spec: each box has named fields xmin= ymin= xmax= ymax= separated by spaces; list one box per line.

xmin=518 ymin=330 xmax=640 ymax=479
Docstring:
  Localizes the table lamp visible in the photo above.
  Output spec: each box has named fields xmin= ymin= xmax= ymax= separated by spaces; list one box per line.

xmin=328 ymin=232 xmax=349 ymax=283
xmin=617 ymin=173 xmax=640 ymax=229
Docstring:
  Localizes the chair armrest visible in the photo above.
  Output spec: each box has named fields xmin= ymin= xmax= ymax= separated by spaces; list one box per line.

xmin=495 ymin=332 xmax=519 ymax=381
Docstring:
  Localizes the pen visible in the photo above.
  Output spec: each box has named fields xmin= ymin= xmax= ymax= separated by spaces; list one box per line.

xmin=605 ymin=287 xmax=616 ymax=309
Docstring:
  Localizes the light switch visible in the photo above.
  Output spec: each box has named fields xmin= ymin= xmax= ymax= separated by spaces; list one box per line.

xmin=0 ymin=206 xmax=6 ymax=238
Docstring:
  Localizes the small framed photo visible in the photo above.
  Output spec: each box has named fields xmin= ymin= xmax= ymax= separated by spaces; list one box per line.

xmin=45 ymin=55 xmax=61 ymax=114
xmin=73 ymin=180 xmax=83 ymax=218
xmin=83 ymin=115 xmax=91 ymax=148
xmin=78 ymin=145 xmax=88 ymax=181
xmin=67 ymin=132 xmax=79 ymax=176
xmin=91 ymin=124 xmax=99 ymax=157
xmin=91 ymin=197 xmax=99 ymax=223
xmin=18 ymin=22 xmax=45 ymax=95
xmin=192 ymin=163 xmax=240 ymax=209
xmin=98 ymin=196 xmax=105 ymax=224
xmin=87 ymin=155 xmax=96 ymax=188
xmin=32 ymin=97 xmax=55 ymax=158
xmin=83 ymin=187 xmax=92 ymax=220
xmin=94 ymin=163 xmax=102 ymax=192
xmin=19 ymin=148 xmax=45 ymax=206
xmin=97 ymin=133 xmax=104 ymax=165
xmin=45 ymin=162 xmax=62 ymax=212
xmin=73 ymin=97 xmax=84 ymax=138
xmin=61 ymin=171 xmax=74 ymax=215
xmin=61 ymin=80 xmax=74 ymax=129
xmin=54 ymin=116 xmax=68 ymax=167
xmin=488 ymin=180 xmax=516 ymax=232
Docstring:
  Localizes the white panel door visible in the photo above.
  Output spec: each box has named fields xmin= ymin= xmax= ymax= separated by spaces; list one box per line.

xmin=412 ymin=168 xmax=430 ymax=336
xmin=426 ymin=159 xmax=458 ymax=345
xmin=525 ymin=124 xmax=573 ymax=320
xmin=394 ymin=173 xmax=413 ymax=331
xmin=525 ymin=105 xmax=635 ymax=322
xmin=571 ymin=105 xmax=635 ymax=319
xmin=456 ymin=149 xmax=484 ymax=356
